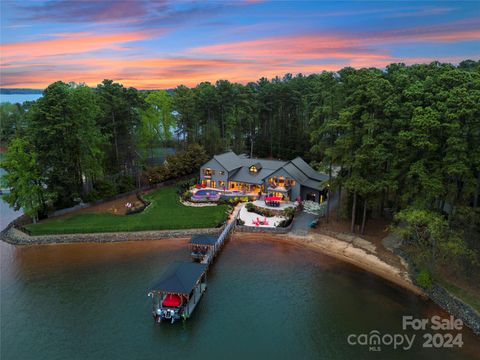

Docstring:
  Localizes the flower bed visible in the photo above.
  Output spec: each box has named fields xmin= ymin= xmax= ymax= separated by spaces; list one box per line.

xmin=125 ymin=193 xmax=151 ymax=215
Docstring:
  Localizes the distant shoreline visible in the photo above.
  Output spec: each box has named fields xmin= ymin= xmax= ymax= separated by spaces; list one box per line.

xmin=0 ymin=89 xmax=43 ymax=94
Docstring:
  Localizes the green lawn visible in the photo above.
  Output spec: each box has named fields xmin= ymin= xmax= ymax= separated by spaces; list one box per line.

xmin=26 ymin=186 xmax=229 ymax=235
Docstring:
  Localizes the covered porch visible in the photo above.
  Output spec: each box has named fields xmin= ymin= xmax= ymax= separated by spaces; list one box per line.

xmin=228 ymin=181 xmax=262 ymax=196
xmin=266 ymin=186 xmax=291 ymax=202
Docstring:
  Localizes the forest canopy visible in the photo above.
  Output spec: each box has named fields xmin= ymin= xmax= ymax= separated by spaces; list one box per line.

xmin=1 ymin=60 xmax=479 ymax=279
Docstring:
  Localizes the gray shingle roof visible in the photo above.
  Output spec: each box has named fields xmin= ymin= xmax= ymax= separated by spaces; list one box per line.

xmin=189 ymin=234 xmax=218 ymax=246
xmin=251 ymin=162 xmax=263 ymax=170
xmin=283 ymin=162 xmax=324 ymax=190
xmin=242 ymin=158 xmax=287 ymax=170
xmin=152 ymin=261 xmax=207 ymax=295
xmin=213 ymin=151 xmax=243 ymax=172
xmin=209 ymin=151 xmax=327 ymax=189
xmin=230 ymin=166 xmax=276 ymax=184
xmin=291 ymin=157 xmax=329 ymax=182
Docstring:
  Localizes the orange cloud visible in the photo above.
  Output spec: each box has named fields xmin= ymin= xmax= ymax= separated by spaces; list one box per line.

xmin=2 ymin=54 xmax=468 ymax=90
xmin=193 ymin=20 xmax=480 ymax=59
xmin=1 ymin=31 xmax=151 ymax=63
xmin=1 ymin=16 xmax=478 ymax=89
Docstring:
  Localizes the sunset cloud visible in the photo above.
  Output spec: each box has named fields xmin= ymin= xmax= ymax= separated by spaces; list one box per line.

xmin=1 ymin=31 xmax=154 ymax=63
xmin=17 ymin=0 xmax=151 ymax=24
xmin=1 ymin=1 xmax=479 ymax=89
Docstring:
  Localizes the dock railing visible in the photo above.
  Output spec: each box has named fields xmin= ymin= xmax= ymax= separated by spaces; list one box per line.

xmin=201 ymin=211 xmax=238 ymax=265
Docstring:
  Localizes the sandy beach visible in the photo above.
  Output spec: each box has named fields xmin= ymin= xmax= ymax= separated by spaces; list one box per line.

xmin=234 ymin=231 xmax=425 ymax=296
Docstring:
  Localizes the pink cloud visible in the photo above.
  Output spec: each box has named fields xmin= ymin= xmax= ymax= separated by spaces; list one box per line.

xmin=0 ymin=31 xmax=153 ymax=63
xmin=1 ymin=16 xmax=479 ymax=89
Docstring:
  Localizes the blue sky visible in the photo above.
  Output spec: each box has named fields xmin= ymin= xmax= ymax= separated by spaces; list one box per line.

xmin=1 ymin=0 xmax=479 ymax=89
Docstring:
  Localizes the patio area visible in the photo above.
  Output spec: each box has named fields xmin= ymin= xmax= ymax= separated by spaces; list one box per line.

xmin=253 ymin=199 xmax=298 ymax=211
xmin=238 ymin=204 xmax=286 ymax=228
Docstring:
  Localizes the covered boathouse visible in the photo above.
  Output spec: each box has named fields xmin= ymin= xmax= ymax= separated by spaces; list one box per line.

xmin=188 ymin=234 xmax=218 ymax=262
xmin=149 ymin=261 xmax=208 ymax=323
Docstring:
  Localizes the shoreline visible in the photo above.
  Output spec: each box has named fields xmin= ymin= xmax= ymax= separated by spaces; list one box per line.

xmin=0 ymin=217 xmax=426 ymax=295
xmin=3 ymin=216 xmax=479 ymax=334
xmin=235 ymin=232 xmax=425 ymax=297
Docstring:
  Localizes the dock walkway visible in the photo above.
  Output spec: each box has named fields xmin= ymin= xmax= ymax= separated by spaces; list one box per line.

xmin=200 ymin=205 xmax=239 ymax=265
xmin=149 ymin=204 xmax=240 ymax=322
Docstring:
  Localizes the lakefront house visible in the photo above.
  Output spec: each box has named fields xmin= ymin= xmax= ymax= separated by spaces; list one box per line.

xmin=199 ymin=151 xmax=329 ymax=202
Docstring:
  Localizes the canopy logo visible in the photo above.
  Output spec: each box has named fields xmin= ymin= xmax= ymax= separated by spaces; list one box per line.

xmin=347 ymin=315 xmax=464 ymax=352
xmin=347 ymin=330 xmax=415 ymax=352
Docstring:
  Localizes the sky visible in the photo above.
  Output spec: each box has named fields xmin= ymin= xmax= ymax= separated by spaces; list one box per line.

xmin=1 ymin=0 xmax=479 ymax=89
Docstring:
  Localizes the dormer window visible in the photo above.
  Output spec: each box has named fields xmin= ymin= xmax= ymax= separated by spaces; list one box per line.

xmin=203 ymin=168 xmax=214 ymax=176
xmin=249 ymin=162 xmax=262 ymax=173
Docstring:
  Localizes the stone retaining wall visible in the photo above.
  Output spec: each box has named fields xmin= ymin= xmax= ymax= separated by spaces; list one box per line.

xmin=235 ymin=222 xmax=292 ymax=234
xmin=395 ymin=248 xmax=480 ymax=336
xmin=1 ymin=224 xmax=223 ymax=245
xmin=426 ymin=283 xmax=480 ymax=335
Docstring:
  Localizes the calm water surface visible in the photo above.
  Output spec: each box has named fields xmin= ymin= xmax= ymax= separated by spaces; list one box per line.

xmin=1 ymin=236 xmax=479 ymax=360
xmin=0 ymin=93 xmax=42 ymax=104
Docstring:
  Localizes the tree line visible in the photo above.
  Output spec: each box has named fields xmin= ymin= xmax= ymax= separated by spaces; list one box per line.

xmin=1 ymin=60 xmax=479 ymax=280
xmin=1 ymin=80 xmax=175 ymax=219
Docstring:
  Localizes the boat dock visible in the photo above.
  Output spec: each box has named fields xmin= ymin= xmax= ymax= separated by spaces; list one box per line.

xmin=200 ymin=219 xmax=236 ymax=265
xmin=148 ymin=211 xmax=238 ymax=323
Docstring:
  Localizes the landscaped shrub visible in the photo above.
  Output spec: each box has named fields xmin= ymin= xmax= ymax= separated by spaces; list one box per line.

xmin=245 ymin=202 xmax=255 ymax=212
xmin=283 ymin=207 xmax=296 ymax=218
xmin=262 ymin=208 xmax=273 ymax=217
xmin=416 ymin=269 xmax=433 ymax=289
xmin=181 ymin=190 xmax=191 ymax=201
xmin=138 ymin=193 xmax=151 ymax=206
xmin=126 ymin=205 xmax=145 ymax=215
xmin=116 ymin=175 xmax=135 ymax=193
xmin=278 ymin=217 xmax=293 ymax=228
xmin=245 ymin=203 xmax=275 ymax=218
xmin=84 ymin=179 xmax=117 ymax=202
xmin=145 ymin=144 xmax=208 ymax=184
xmin=177 ymin=178 xmax=197 ymax=195
xmin=126 ymin=194 xmax=151 ymax=215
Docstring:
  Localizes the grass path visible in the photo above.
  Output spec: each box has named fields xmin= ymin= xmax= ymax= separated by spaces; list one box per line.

xmin=26 ymin=186 xmax=229 ymax=235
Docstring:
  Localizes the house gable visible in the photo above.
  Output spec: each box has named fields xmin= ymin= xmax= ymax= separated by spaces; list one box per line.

xmin=201 ymin=158 xmax=227 ymax=173
xmin=267 ymin=167 xmax=297 ymax=182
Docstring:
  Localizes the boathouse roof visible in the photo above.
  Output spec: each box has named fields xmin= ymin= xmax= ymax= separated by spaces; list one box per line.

xmin=189 ymin=234 xmax=218 ymax=246
xmin=152 ymin=261 xmax=207 ymax=295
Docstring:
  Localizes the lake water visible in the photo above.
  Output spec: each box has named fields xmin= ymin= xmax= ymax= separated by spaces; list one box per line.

xmin=0 ymin=93 xmax=42 ymax=104
xmin=0 ymin=159 xmax=23 ymax=230
xmin=1 ymin=234 xmax=479 ymax=359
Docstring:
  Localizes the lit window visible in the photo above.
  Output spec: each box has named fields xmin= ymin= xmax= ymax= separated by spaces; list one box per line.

xmin=203 ymin=168 xmax=215 ymax=176
xmin=249 ymin=166 xmax=258 ymax=173
xmin=219 ymin=181 xmax=225 ymax=188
